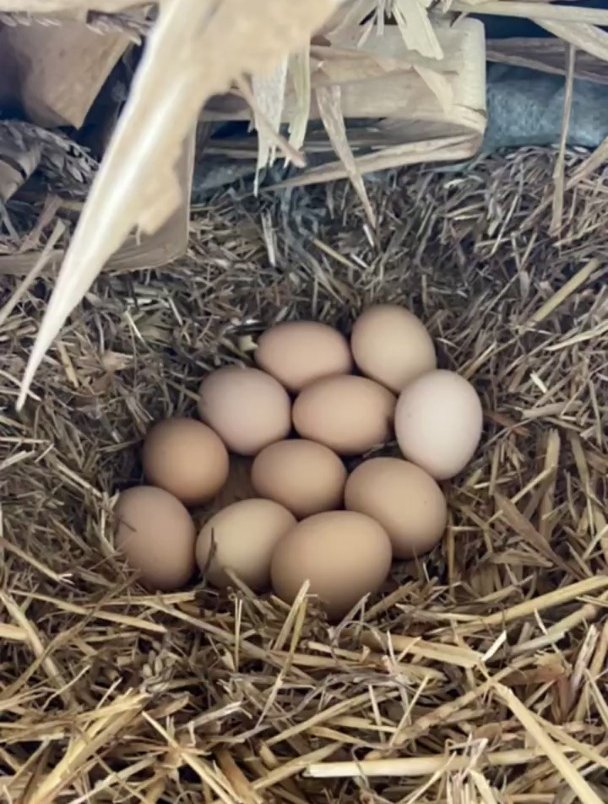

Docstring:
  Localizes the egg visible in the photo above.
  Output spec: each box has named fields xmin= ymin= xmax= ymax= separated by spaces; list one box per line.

xmin=395 ymin=370 xmax=483 ymax=479
xmin=270 ymin=511 xmax=392 ymax=620
xmin=292 ymin=375 xmax=395 ymax=455
xmin=142 ymin=418 xmax=229 ymax=506
xmin=114 ymin=486 xmax=196 ymax=591
xmin=344 ymin=457 xmax=447 ymax=558
xmin=196 ymin=498 xmax=296 ymax=591
xmin=351 ymin=304 xmax=436 ymax=393
xmin=251 ymin=439 xmax=346 ymax=518
xmin=255 ymin=321 xmax=352 ymax=392
xmin=197 ymin=367 xmax=291 ymax=456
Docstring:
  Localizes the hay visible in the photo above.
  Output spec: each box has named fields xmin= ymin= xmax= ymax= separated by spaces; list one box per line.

xmin=13 ymin=0 xmax=608 ymax=404
xmin=1 ymin=144 xmax=607 ymax=802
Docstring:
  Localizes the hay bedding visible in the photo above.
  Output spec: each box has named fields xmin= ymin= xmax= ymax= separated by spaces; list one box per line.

xmin=0 ymin=146 xmax=607 ymax=804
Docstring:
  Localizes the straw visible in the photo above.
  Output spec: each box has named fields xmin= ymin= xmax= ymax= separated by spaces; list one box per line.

xmin=1 ymin=139 xmax=607 ymax=803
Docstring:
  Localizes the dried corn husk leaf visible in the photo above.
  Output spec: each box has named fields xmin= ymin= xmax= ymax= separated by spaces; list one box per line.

xmin=0 ymin=0 xmax=145 ymax=10
xmin=450 ymin=0 xmax=608 ymax=26
xmin=414 ymin=65 xmax=454 ymax=112
xmin=271 ymin=133 xmax=478 ymax=189
xmin=288 ymin=48 xmax=312 ymax=152
xmin=252 ymin=56 xmax=289 ymax=183
xmin=268 ymin=18 xmax=485 ymax=188
xmin=486 ymin=37 xmax=608 ymax=84
xmin=17 ymin=0 xmax=343 ymax=409
xmin=393 ymin=0 xmax=443 ymax=60
xmin=316 ymin=83 xmax=375 ymax=226
xmin=307 ymin=44 xmax=408 ymax=84
xmin=237 ymin=77 xmax=305 ymax=172
xmin=319 ymin=0 xmax=377 ymax=36
xmin=208 ymin=22 xmax=485 ymax=125
xmin=535 ymin=20 xmax=608 ymax=64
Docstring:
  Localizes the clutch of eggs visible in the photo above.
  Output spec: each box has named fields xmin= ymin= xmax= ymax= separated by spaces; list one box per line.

xmin=112 ymin=304 xmax=483 ymax=619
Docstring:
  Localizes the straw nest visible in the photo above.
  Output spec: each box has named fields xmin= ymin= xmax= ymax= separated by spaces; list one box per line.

xmin=1 ymin=145 xmax=607 ymax=804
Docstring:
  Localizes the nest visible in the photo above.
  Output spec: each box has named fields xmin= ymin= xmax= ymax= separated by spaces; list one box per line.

xmin=1 ymin=146 xmax=607 ymax=804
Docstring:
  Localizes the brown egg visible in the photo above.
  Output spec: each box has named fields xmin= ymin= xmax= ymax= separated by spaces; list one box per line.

xmin=251 ymin=439 xmax=346 ymax=518
xmin=197 ymin=367 xmax=291 ymax=456
xmin=351 ymin=304 xmax=436 ymax=393
xmin=270 ymin=511 xmax=392 ymax=620
xmin=196 ymin=498 xmax=296 ymax=591
xmin=292 ymin=375 xmax=395 ymax=455
xmin=255 ymin=321 xmax=352 ymax=392
xmin=142 ymin=418 xmax=229 ymax=506
xmin=344 ymin=457 xmax=447 ymax=559
xmin=114 ymin=486 xmax=196 ymax=591
xmin=395 ymin=370 xmax=483 ymax=479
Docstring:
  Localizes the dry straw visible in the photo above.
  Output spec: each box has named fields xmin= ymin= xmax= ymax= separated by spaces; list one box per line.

xmin=1 ymin=138 xmax=608 ymax=802
xmin=1 ymin=1 xmax=608 ymax=803
xmin=13 ymin=0 xmax=608 ymax=403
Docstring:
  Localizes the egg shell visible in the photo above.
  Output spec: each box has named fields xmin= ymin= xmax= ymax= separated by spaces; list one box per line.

xmin=270 ymin=510 xmax=392 ymax=620
xmin=255 ymin=321 xmax=352 ymax=392
xmin=251 ymin=439 xmax=346 ymax=518
xmin=197 ymin=367 xmax=291 ymax=456
xmin=395 ymin=369 xmax=483 ymax=479
xmin=292 ymin=375 xmax=395 ymax=455
xmin=114 ymin=486 xmax=196 ymax=591
xmin=142 ymin=418 xmax=229 ymax=506
xmin=196 ymin=498 xmax=296 ymax=591
xmin=344 ymin=457 xmax=447 ymax=558
xmin=351 ymin=304 xmax=436 ymax=393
